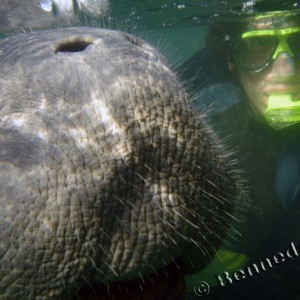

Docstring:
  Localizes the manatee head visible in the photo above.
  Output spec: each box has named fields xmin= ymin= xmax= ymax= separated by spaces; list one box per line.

xmin=0 ymin=27 xmax=243 ymax=299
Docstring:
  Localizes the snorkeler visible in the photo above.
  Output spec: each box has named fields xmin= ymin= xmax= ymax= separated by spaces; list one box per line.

xmin=182 ymin=7 xmax=300 ymax=300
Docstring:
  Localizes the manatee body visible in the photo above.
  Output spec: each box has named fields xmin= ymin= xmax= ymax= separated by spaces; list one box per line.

xmin=0 ymin=28 xmax=239 ymax=299
xmin=0 ymin=0 xmax=109 ymax=33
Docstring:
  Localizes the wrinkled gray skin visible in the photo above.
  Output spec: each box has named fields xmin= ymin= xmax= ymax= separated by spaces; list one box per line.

xmin=0 ymin=27 xmax=240 ymax=299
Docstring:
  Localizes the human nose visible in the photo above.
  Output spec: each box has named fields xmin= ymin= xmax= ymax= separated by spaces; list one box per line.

xmin=271 ymin=52 xmax=296 ymax=79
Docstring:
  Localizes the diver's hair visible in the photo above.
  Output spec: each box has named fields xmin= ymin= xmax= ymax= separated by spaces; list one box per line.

xmin=205 ymin=19 xmax=244 ymax=76
xmin=205 ymin=17 xmax=247 ymax=80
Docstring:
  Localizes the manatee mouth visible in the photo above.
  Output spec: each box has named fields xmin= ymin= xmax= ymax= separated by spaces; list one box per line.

xmin=73 ymin=262 xmax=186 ymax=300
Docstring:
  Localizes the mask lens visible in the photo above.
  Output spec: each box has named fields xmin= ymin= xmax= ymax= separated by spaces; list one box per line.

xmin=288 ymin=32 xmax=300 ymax=60
xmin=235 ymin=36 xmax=278 ymax=71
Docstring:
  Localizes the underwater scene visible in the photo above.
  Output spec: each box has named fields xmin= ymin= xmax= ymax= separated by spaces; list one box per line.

xmin=1 ymin=0 xmax=300 ymax=299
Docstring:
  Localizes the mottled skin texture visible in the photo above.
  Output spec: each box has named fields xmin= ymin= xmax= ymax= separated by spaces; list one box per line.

xmin=0 ymin=28 xmax=238 ymax=299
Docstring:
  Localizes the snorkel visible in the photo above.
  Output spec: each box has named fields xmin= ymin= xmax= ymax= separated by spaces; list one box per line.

xmin=265 ymin=94 xmax=300 ymax=130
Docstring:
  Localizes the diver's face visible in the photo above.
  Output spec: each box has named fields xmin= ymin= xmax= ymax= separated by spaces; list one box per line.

xmin=235 ymin=18 xmax=300 ymax=121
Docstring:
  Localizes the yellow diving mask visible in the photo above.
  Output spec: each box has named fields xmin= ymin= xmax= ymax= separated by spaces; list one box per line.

xmin=234 ymin=26 xmax=300 ymax=73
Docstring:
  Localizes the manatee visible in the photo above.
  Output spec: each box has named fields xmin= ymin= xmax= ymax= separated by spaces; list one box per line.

xmin=0 ymin=27 xmax=242 ymax=299
xmin=0 ymin=0 xmax=109 ymax=32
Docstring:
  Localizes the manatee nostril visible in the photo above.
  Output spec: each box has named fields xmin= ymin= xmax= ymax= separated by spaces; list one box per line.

xmin=55 ymin=38 xmax=93 ymax=53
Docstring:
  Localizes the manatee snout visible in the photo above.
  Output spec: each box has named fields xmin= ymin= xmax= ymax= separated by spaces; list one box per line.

xmin=0 ymin=28 xmax=241 ymax=299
